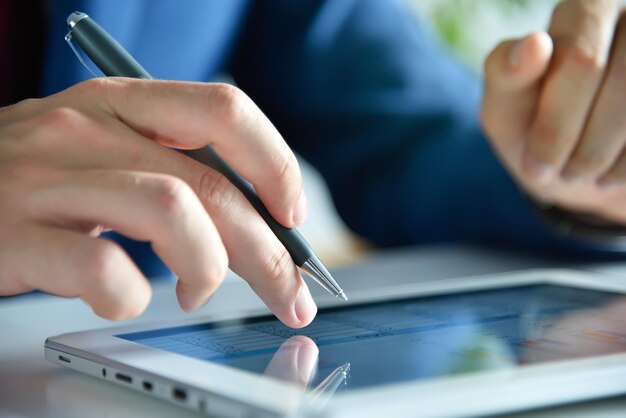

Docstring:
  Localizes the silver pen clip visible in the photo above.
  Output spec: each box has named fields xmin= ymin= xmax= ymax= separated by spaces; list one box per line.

xmin=65 ymin=31 xmax=100 ymax=78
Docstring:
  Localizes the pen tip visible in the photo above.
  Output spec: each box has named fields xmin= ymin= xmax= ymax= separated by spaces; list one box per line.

xmin=301 ymin=255 xmax=348 ymax=301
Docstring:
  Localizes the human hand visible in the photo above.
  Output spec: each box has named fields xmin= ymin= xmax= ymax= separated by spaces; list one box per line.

xmin=481 ymin=0 xmax=626 ymax=223
xmin=0 ymin=78 xmax=316 ymax=327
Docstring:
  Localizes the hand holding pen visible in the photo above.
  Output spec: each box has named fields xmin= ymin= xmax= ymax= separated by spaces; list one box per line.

xmin=0 ymin=11 xmax=345 ymax=328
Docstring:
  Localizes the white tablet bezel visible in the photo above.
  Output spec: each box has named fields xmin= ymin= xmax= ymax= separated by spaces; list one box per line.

xmin=45 ymin=268 xmax=626 ymax=418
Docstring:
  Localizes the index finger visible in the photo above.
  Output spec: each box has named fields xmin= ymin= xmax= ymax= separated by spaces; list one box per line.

xmin=73 ymin=78 xmax=306 ymax=228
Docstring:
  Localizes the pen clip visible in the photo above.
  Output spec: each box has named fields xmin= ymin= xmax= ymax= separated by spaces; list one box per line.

xmin=65 ymin=31 xmax=100 ymax=78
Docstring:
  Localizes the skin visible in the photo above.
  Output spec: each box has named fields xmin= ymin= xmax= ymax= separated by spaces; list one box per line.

xmin=481 ymin=0 xmax=626 ymax=224
xmin=0 ymin=78 xmax=316 ymax=327
xmin=2 ymin=0 xmax=626 ymax=328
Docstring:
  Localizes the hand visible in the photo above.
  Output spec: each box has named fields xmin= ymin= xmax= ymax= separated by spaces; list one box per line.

xmin=481 ymin=0 xmax=626 ymax=224
xmin=0 ymin=78 xmax=317 ymax=327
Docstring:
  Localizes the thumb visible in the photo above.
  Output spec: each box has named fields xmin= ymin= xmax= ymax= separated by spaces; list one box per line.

xmin=481 ymin=32 xmax=553 ymax=146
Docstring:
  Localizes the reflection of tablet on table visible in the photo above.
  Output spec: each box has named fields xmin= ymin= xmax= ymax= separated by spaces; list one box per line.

xmin=46 ymin=269 xmax=626 ymax=417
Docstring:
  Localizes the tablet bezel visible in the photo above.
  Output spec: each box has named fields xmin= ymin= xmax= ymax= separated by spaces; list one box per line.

xmin=45 ymin=269 xmax=626 ymax=417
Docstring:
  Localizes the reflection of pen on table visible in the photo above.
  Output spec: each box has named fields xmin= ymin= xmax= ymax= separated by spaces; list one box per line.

xmin=64 ymin=11 xmax=347 ymax=301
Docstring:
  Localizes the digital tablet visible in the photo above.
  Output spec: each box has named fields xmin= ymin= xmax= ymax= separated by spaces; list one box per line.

xmin=45 ymin=269 xmax=626 ymax=418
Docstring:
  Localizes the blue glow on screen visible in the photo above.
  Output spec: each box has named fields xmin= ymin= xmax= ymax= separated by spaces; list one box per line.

xmin=120 ymin=285 xmax=624 ymax=390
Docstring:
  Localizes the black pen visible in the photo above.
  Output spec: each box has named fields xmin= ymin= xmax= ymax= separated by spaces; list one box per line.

xmin=65 ymin=11 xmax=347 ymax=301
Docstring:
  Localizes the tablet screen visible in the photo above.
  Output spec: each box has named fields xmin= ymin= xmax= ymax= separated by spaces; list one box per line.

xmin=119 ymin=284 xmax=626 ymax=391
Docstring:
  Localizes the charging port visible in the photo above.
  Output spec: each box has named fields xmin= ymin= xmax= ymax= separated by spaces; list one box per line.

xmin=115 ymin=373 xmax=133 ymax=384
xmin=58 ymin=355 xmax=71 ymax=363
xmin=143 ymin=381 xmax=153 ymax=392
xmin=172 ymin=387 xmax=187 ymax=402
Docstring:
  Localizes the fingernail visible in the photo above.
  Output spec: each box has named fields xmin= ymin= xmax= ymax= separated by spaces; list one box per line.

xmin=294 ymin=283 xmax=317 ymax=324
xmin=292 ymin=190 xmax=308 ymax=225
xmin=509 ymin=38 xmax=526 ymax=69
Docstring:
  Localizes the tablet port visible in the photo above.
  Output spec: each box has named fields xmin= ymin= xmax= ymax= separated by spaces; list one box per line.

xmin=102 ymin=368 xmax=107 ymax=378
xmin=115 ymin=373 xmax=133 ymax=384
xmin=172 ymin=387 xmax=187 ymax=402
xmin=58 ymin=355 xmax=71 ymax=363
xmin=143 ymin=381 xmax=153 ymax=392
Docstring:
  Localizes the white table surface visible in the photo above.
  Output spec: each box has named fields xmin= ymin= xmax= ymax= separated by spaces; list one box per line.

xmin=3 ymin=244 xmax=626 ymax=418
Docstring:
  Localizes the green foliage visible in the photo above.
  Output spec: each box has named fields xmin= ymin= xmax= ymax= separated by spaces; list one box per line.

xmin=407 ymin=0 xmax=559 ymax=72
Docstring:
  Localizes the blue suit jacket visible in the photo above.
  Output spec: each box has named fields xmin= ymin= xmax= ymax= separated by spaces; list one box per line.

xmin=43 ymin=0 xmax=609 ymax=276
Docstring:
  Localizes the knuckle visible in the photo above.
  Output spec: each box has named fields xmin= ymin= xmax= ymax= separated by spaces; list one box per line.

xmin=150 ymin=175 xmax=195 ymax=219
xmin=79 ymin=240 xmax=124 ymax=286
xmin=551 ymin=0 xmax=616 ymax=75
xmin=265 ymin=246 xmax=294 ymax=284
xmin=197 ymin=169 xmax=238 ymax=214
xmin=35 ymin=107 xmax=87 ymax=134
xmin=210 ymin=83 xmax=251 ymax=124
xmin=563 ymin=39 xmax=604 ymax=75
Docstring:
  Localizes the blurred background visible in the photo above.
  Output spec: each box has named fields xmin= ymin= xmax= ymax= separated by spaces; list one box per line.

xmin=301 ymin=0 xmax=561 ymax=267
xmin=408 ymin=0 xmax=559 ymax=73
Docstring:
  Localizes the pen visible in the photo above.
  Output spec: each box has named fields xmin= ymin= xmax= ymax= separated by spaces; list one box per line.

xmin=65 ymin=11 xmax=347 ymax=301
